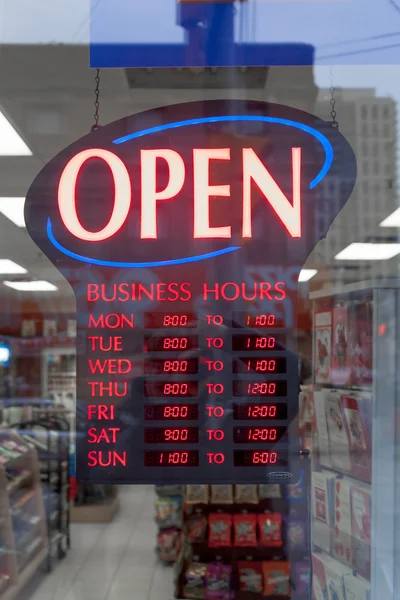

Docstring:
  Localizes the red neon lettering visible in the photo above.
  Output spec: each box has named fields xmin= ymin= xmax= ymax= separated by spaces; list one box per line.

xmin=88 ymin=359 xmax=131 ymax=375
xmin=206 ymin=406 xmax=224 ymax=417
xmin=59 ymin=149 xmax=131 ymax=241
xmin=88 ymin=382 xmax=128 ymax=397
xmin=206 ymin=430 xmax=224 ymax=440
xmin=88 ymin=451 xmax=127 ymax=467
xmin=88 ymin=336 xmax=123 ymax=351
xmin=88 ymin=427 xmax=120 ymax=444
xmin=88 ymin=405 xmax=115 ymax=420
xmin=88 ymin=314 xmax=135 ymax=328
xmin=206 ymin=453 xmax=225 ymax=464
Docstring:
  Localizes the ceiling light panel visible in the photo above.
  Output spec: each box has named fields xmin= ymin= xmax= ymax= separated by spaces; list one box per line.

xmin=0 ymin=112 xmax=32 ymax=156
xmin=0 ymin=198 xmax=26 ymax=227
xmin=3 ymin=281 xmax=57 ymax=291
xmin=335 ymin=243 xmax=400 ymax=261
xmin=380 ymin=208 xmax=400 ymax=228
xmin=298 ymin=269 xmax=318 ymax=282
xmin=0 ymin=260 xmax=27 ymax=274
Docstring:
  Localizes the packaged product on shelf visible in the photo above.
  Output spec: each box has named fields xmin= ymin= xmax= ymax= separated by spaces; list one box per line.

xmin=157 ymin=527 xmax=181 ymax=562
xmin=183 ymin=562 xmax=207 ymax=599
xmin=311 ymin=470 xmax=335 ymax=552
xmin=186 ymin=485 xmax=209 ymax=504
xmin=205 ymin=562 xmax=232 ymax=600
xmin=259 ymin=484 xmax=281 ymax=499
xmin=341 ymin=395 xmax=371 ymax=482
xmin=210 ymin=485 xmax=233 ymax=504
xmin=332 ymin=305 xmax=351 ymax=386
xmin=233 ymin=513 xmax=257 ymax=547
xmin=208 ymin=513 xmax=232 ymax=547
xmin=293 ymin=562 xmax=311 ymax=595
xmin=325 ymin=390 xmax=352 ymax=473
xmin=262 ymin=561 xmax=290 ymax=596
xmin=257 ymin=513 xmax=282 ymax=547
xmin=156 ymin=485 xmax=184 ymax=497
xmin=343 ymin=573 xmax=371 ymax=600
xmin=237 ymin=561 xmax=263 ymax=594
xmin=286 ymin=518 xmax=306 ymax=550
xmin=155 ymin=496 xmax=182 ymax=529
xmin=351 ymin=484 xmax=371 ymax=580
xmin=315 ymin=311 xmax=332 ymax=384
xmin=333 ymin=479 xmax=352 ymax=567
xmin=285 ymin=469 xmax=305 ymax=501
xmin=234 ymin=484 xmax=258 ymax=504
xmin=186 ymin=514 xmax=208 ymax=543
xmin=313 ymin=391 xmax=332 ymax=468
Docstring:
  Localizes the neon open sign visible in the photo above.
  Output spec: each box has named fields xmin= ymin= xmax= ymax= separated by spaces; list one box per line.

xmin=25 ymin=100 xmax=356 ymax=484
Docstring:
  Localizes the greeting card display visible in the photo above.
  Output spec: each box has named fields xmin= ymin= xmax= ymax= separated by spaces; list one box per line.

xmin=315 ymin=311 xmax=332 ymax=384
xmin=333 ymin=479 xmax=352 ymax=567
xmin=342 ymin=395 xmax=370 ymax=482
xmin=325 ymin=391 xmax=351 ymax=473
xmin=351 ymin=484 xmax=371 ymax=580
xmin=332 ymin=305 xmax=350 ymax=385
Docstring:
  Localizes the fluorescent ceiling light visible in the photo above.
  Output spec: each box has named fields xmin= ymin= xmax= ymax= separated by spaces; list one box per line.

xmin=3 ymin=281 xmax=57 ymax=291
xmin=0 ymin=111 xmax=32 ymax=156
xmin=335 ymin=243 xmax=400 ymax=261
xmin=0 ymin=260 xmax=27 ymax=274
xmin=298 ymin=269 xmax=317 ymax=282
xmin=0 ymin=198 xmax=26 ymax=227
xmin=380 ymin=208 xmax=400 ymax=227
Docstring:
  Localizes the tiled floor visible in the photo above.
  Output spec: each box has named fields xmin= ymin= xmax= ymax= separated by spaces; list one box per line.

xmin=28 ymin=486 xmax=175 ymax=600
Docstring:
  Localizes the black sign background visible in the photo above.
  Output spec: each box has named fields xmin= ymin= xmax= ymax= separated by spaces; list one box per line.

xmin=25 ymin=100 xmax=357 ymax=483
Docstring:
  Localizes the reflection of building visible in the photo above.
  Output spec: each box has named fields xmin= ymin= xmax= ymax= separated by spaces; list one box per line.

xmin=312 ymin=88 xmax=397 ymax=282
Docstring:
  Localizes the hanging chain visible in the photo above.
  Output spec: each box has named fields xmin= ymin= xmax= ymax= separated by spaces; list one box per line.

xmin=92 ymin=68 xmax=101 ymax=131
xmin=329 ymin=67 xmax=338 ymax=129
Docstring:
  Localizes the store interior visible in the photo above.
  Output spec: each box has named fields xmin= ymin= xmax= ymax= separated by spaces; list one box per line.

xmin=0 ymin=17 xmax=398 ymax=600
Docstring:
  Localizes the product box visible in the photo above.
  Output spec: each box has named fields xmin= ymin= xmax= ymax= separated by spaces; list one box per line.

xmin=313 ymin=390 xmax=331 ymax=468
xmin=315 ymin=311 xmax=332 ymax=384
xmin=333 ymin=479 xmax=352 ymax=567
xmin=351 ymin=484 xmax=371 ymax=580
xmin=332 ymin=305 xmax=351 ymax=386
xmin=325 ymin=390 xmax=352 ymax=473
xmin=343 ymin=574 xmax=371 ymax=600
xmin=341 ymin=395 xmax=371 ymax=482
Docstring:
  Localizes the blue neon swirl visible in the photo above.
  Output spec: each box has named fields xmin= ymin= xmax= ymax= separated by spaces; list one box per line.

xmin=113 ymin=115 xmax=334 ymax=189
xmin=47 ymin=218 xmax=240 ymax=268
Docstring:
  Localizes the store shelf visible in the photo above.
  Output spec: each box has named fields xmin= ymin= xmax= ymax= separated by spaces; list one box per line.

xmin=190 ymin=544 xmax=289 ymax=561
xmin=1 ymin=546 xmax=48 ymax=600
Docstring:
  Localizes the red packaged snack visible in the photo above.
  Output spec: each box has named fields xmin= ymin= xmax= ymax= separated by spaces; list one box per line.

xmin=262 ymin=561 xmax=290 ymax=596
xmin=258 ymin=513 xmax=283 ymax=547
xmin=187 ymin=514 xmax=208 ymax=543
xmin=208 ymin=513 xmax=232 ymax=547
xmin=237 ymin=561 xmax=263 ymax=593
xmin=234 ymin=513 xmax=257 ymax=547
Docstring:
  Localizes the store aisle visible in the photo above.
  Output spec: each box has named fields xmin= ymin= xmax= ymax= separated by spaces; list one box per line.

xmin=28 ymin=486 xmax=175 ymax=600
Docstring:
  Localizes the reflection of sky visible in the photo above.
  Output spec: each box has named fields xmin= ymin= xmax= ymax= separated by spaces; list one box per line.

xmin=1 ymin=0 xmax=399 ymax=65
xmin=1 ymin=1 xmax=400 ymax=186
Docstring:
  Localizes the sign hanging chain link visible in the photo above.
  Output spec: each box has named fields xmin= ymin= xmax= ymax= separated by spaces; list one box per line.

xmin=329 ymin=67 xmax=338 ymax=129
xmin=92 ymin=68 xmax=101 ymax=131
